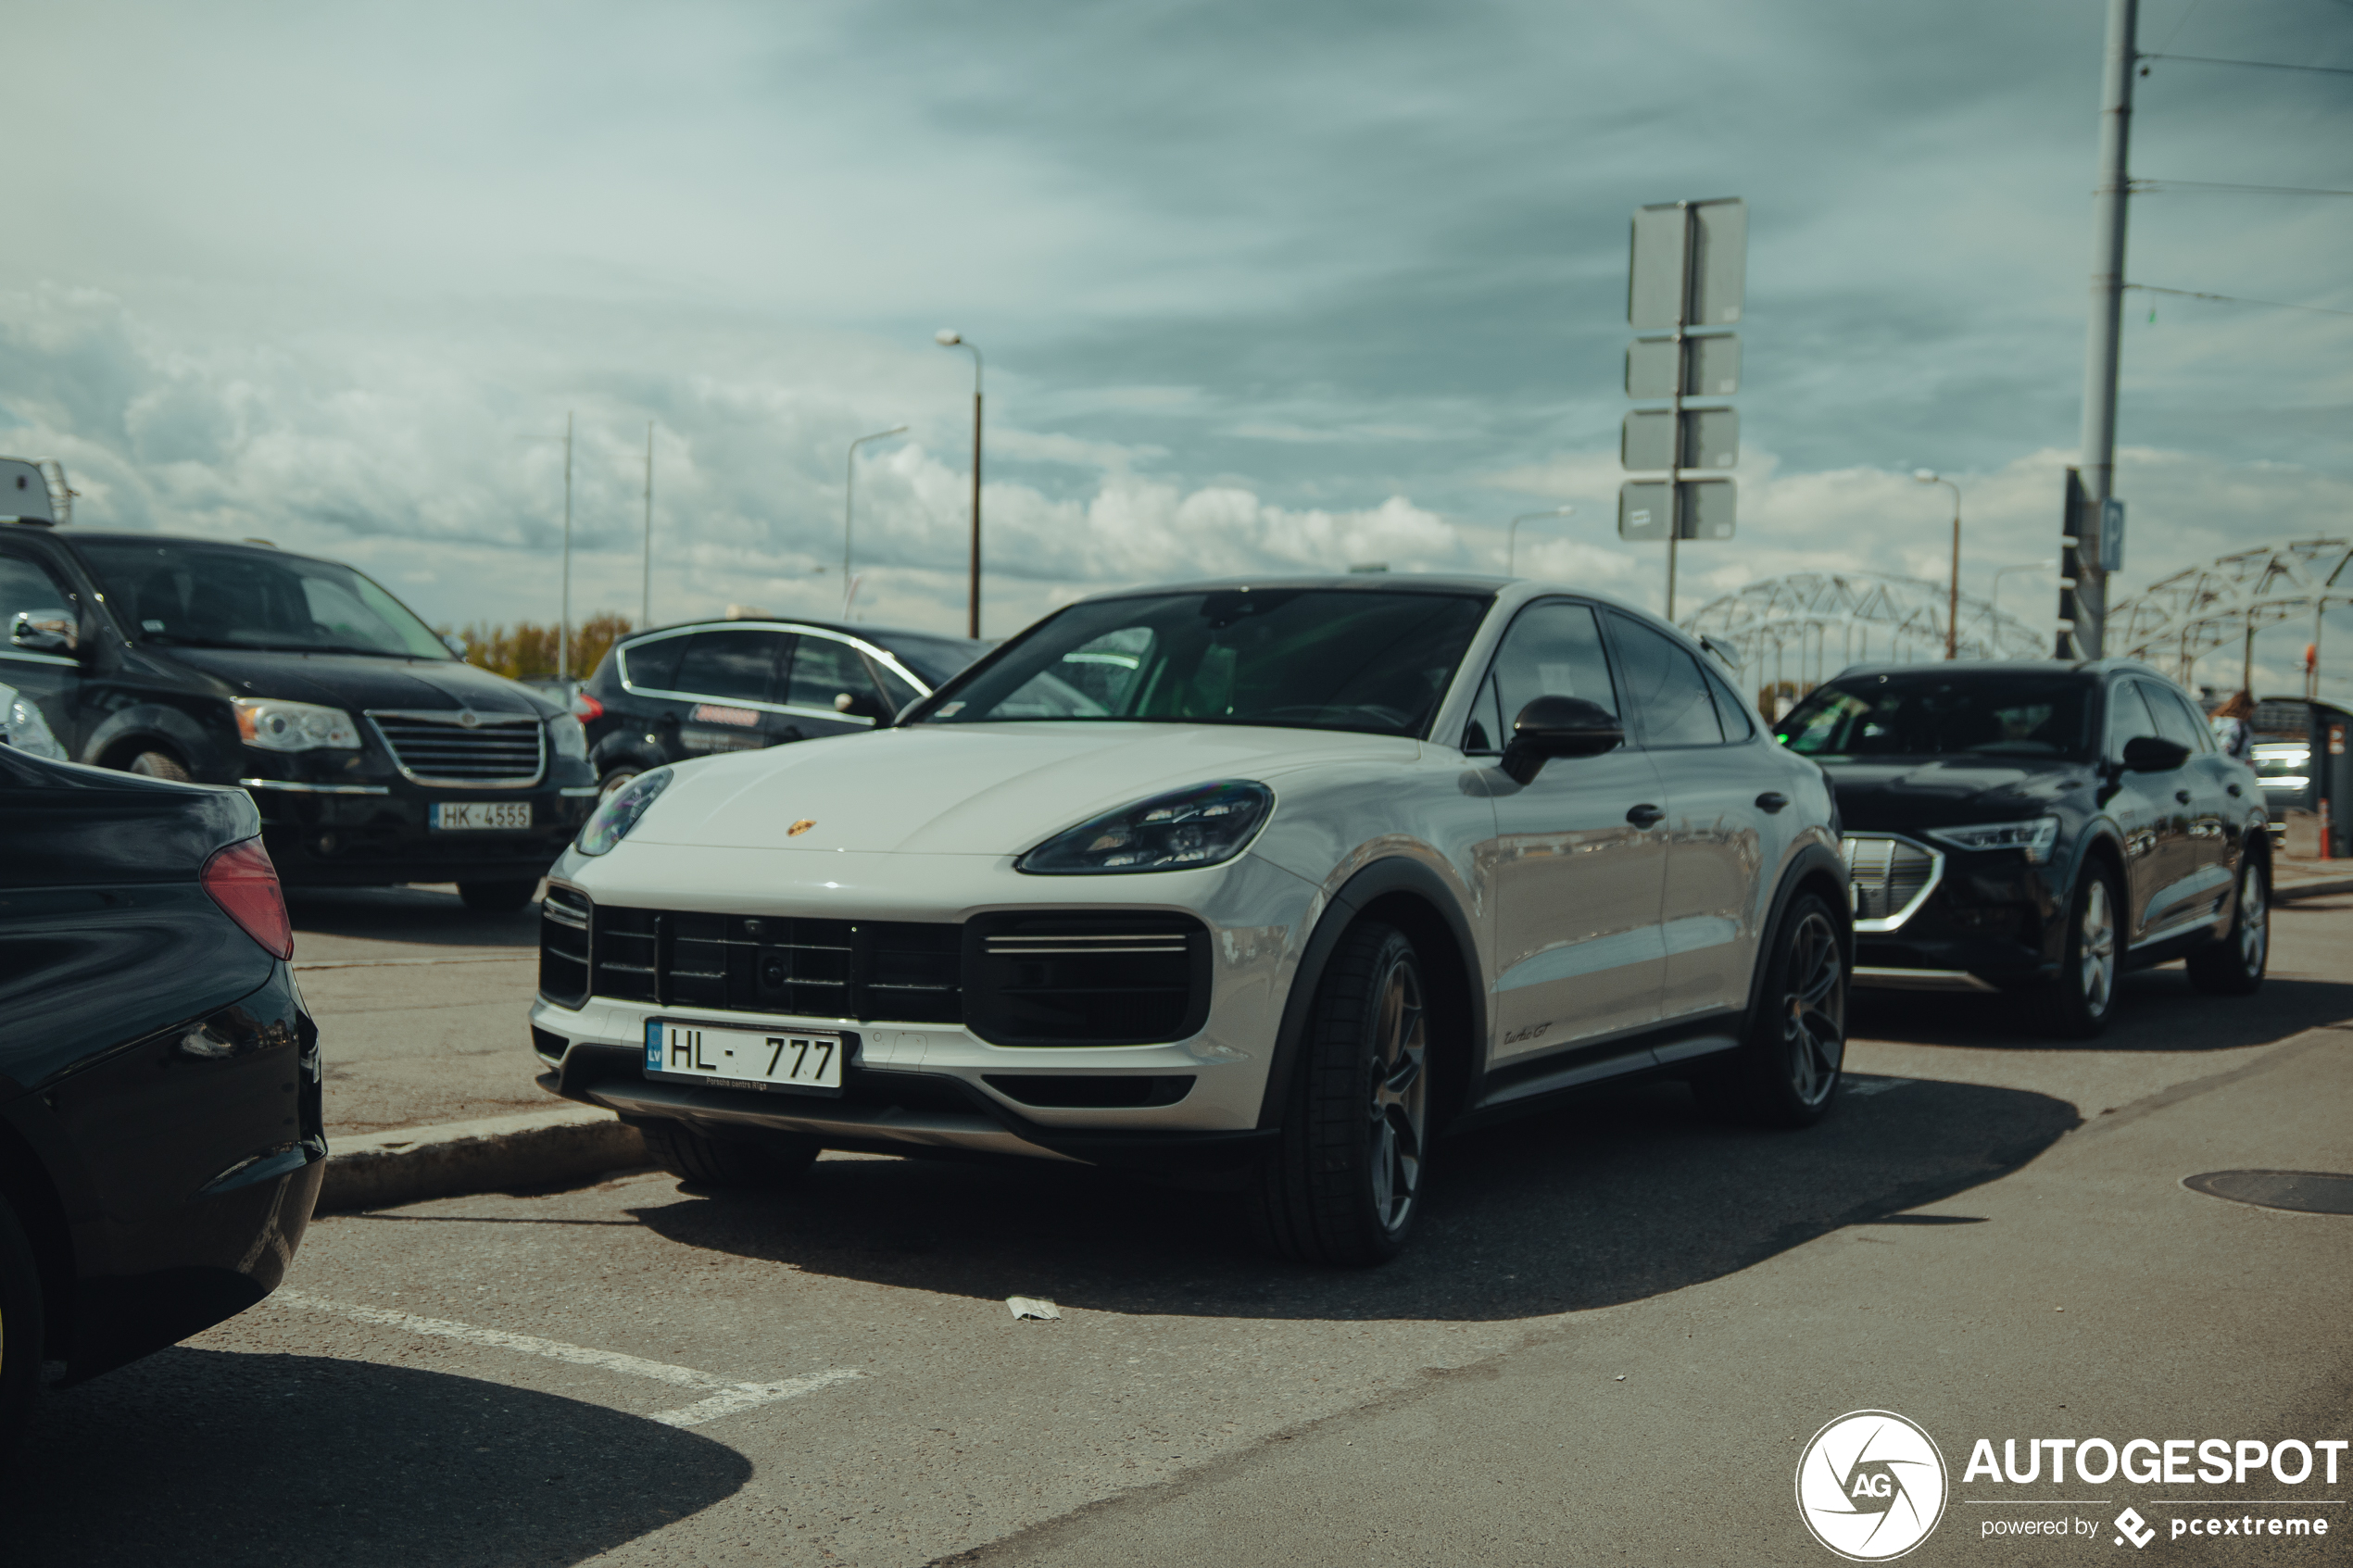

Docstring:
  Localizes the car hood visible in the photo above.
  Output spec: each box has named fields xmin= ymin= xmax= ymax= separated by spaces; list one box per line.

xmin=1824 ymin=756 xmax=2091 ymax=830
xmin=627 ymin=721 xmax=1421 ymax=857
xmin=160 ymin=648 xmax=552 ymax=715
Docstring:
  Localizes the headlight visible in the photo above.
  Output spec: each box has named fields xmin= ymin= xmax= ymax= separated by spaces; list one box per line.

xmin=1926 ymin=816 xmax=2060 ymax=864
xmin=578 ymin=766 xmax=673 ymax=856
xmin=233 ymin=697 xmax=361 ymax=752
xmin=1017 ymin=780 xmax=1274 ymax=875
xmin=549 ymin=713 xmax=588 ymax=760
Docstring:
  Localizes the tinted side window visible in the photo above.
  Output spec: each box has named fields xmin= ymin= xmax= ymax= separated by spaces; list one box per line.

xmin=1607 ymin=614 xmax=1723 ymax=746
xmin=0 ymin=548 xmax=76 ymax=634
xmin=622 ymin=634 xmax=687 ymax=692
xmin=672 ymin=630 xmax=785 ymax=704
xmin=2145 ymin=683 xmax=2212 ymax=753
xmin=1487 ymin=601 xmax=1618 ymax=746
xmin=2106 ymin=681 xmax=2160 ymax=757
xmin=784 ymin=635 xmax=883 ymax=713
xmin=1701 ymin=661 xmax=1756 ymax=739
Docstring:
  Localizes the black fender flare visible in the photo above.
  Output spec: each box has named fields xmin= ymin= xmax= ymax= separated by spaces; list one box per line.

xmin=80 ymin=703 xmax=234 ymax=781
xmin=1740 ymin=839 xmax=1854 ymax=1023
xmin=1252 ymin=857 xmax=1488 ymax=1132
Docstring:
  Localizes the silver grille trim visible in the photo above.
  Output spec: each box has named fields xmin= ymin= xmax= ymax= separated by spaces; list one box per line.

xmin=367 ymin=709 xmax=547 ymax=788
xmin=984 ymin=934 xmax=1190 ymax=957
xmin=1842 ymin=834 xmax=1944 ymax=933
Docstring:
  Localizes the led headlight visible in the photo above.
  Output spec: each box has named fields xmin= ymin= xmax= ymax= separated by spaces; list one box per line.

xmin=233 ymin=696 xmax=361 ymax=752
xmin=1926 ymin=816 xmax=2060 ymax=864
xmin=578 ymin=766 xmax=673 ymax=856
xmin=549 ymin=713 xmax=588 ymax=760
xmin=1017 ymin=780 xmax=1274 ymax=875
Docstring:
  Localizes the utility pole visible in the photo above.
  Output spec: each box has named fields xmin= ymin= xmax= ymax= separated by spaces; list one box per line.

xmin=2071 ymin=0 xmax=2138 ymax=659
xmin=560 ymin=411 xmax=573 ymax=683
xmin=640 ymin=420 xmax=655 ymax=629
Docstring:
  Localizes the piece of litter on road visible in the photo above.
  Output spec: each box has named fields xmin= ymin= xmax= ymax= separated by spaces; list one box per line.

xmin=1843 ymin=1077 xmax=1913 ymax=1098
xmin=1006 ymin=1297 xmax=1062 ymax=1321
xmin=1615 ymin=1374 xmax=1626 ymax=1381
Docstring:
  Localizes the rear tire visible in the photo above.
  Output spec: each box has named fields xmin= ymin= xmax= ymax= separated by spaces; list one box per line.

xmin=1694 ymin=892 xmax=1847 ymax=1128
xmin=640 ymin=1121 xmax=820 ymax=1189
xmin=2187 ymin=851 xmax=2268 ymax=996
xmin=0 ymin=1200 xmax=44 ymax=1452
xmin=458 ymin=879 xmax=538 ymax=912
xmin=126 ymin=749 xmax=190 ymax=782
xmin=2027 ymin=860 xmax=2122 ymax=1038
xmin=1248 ymin=921 xmax=1431 ymax=1268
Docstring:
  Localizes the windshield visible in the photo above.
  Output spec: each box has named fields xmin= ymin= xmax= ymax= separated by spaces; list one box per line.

xmin=74 ymin=539 xmax=454 ymax=660
xmin=920 ymin=588 xmax=1491 ymax=737
xmin=1776 ymin=672 xmax=2094 ymax=760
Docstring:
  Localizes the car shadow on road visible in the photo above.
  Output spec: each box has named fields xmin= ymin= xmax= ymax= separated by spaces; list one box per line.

xmin=3 ymin=1348 xmax=747 ymax=1567
xmin=1851 ymin=972 xmax=2353 ymax=1054
xmin=285 ymin=884 xmax=539 ymax=948
xmin=624 ymin=1073 xmax=2078 ymax=1323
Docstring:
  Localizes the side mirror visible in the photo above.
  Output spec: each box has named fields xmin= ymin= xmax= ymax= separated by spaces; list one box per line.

xmin=2121 ymin=734 xmax=2190 ymax=773
xmin=1501 ymin=695 xmax=1624 ymax=784
xmin=10 ymin=610 xmax=75 ymax=655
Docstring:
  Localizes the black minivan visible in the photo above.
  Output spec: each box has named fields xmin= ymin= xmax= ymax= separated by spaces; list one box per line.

xmin=0 ymin=522 xmax=596 ymax=909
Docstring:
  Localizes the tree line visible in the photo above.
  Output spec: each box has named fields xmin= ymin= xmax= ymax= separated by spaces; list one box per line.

xmin=446 ymin=612 xmax=634 ymax=683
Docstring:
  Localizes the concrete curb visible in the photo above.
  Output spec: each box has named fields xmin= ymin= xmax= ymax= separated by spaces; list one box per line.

xmin=318 ymin=1106 xmax=647 ymax=1214
xmin=2273 ymin=872 xmax=2353 ymax=904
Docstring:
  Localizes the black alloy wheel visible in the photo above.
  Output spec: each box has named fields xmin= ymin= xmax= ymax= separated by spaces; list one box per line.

xmin=1696 ymin=892 xmax=1847 ymax=1128
xmin=458 ymin=879 xmax=541 ymax=913
xmin=0 ymin=1200 xmax=44 ymax=1450
xmin=641 ymin=1121 xmax=821 ymax=1189
xmin=2187 ymin=849 xmax=2269 ymax=996
xmin=1251 ymin=921 xmax=1431 ymax=1267
xmin=2030 ymin=860 xmax=2122 ymax=1039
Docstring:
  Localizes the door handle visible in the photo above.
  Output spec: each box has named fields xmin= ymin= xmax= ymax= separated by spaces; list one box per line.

xmin=2175 ymin=789 xmax=2192 ymax=805
xmin=1755 ymin=792 xmax=1790 ymax=813
xmin=1627 ymin=804 xmax=1666 ymax=828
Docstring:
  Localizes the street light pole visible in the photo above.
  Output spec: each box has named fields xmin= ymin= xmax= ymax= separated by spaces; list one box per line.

xmin=640 ymin=421 xmax=656 ymax=629
xmin=843 ymin=425 xmax=908 ymax=620
xmin=936 ymin=331 xmax=983 ymax=639
xmin=1506 ymin=507 xmax=1576 ymax=576
xmin=560 ymin=411 xmax=573 ymax=682
xmin=2074 ymin=0 xmax=2139 ymax=658
xmin=1915 ymin=470 xmax=1963 ymax=659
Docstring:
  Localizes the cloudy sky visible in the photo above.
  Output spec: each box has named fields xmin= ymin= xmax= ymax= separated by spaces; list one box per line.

xmin=6 ymin=0 xmax=2350 ymax=688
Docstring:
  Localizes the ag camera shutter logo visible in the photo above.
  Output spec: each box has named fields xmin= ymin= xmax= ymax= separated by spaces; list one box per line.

xmin=1796 ymin=1410 xmax=1949 ymax=1561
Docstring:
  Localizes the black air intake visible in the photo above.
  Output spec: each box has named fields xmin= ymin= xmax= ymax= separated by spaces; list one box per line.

xmin=963 ymin=913 xmax=1210 ymax=1047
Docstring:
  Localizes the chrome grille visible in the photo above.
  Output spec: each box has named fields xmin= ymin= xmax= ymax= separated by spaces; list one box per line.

xmin=368 ymin=709 xmax=546 ymax=786
xmin=1842 ymin=834 xmax=1943 ymax=931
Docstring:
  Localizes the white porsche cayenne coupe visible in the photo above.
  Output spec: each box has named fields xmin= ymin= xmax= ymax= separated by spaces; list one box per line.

xmin=532 ymin=576 xmax=1849 ymax=1265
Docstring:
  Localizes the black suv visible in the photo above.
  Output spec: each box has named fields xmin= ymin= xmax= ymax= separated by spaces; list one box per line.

xmin=1775 ymin=659 xmax=2269 ymax=1035
xmin=0 ymin=527 xmax=596 ymax=909
xmin=578 ymin=616 xmax=983 ymax=794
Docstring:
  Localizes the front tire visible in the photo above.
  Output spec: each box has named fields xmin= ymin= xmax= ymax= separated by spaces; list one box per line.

xmin=1249 ymin=921 xmax=1431 ymax=1268
xmin=2187 ymin=851 xmax=2268 ymax=996
xmin=2029 ymin=860 xmax=2123 ymax=1038
xmin=0 ymin=1200 xmax=44 ymax=1452
xmin=597 ymin=766 xmax=643 ymax=798
xmin=1695 ymin=893 xmax=1847 ymax=1128
xmin=126 ymin=749 xmax=191 ymax=782
xmin=641 ymin=1121 xmax=820 ymax=1189
xmin=457 ymin=879 xmax=539 ymax=912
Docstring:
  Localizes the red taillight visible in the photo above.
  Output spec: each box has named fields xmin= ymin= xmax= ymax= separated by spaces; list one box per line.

xmin=572 ymin=691 xmax=604 ymax=721
xmin=203 ymin=837 xmax=294 ymax=960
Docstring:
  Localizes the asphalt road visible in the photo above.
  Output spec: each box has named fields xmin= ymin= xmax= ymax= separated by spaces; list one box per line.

xmin=10 ymin=895 xmax=2347 ymax=1566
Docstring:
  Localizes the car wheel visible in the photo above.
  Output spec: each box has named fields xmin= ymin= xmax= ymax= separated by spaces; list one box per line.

xmin=457 ymin=879 xmax=539 ymax=912
xmin=1250 ymin=921 xmax=1430 ymax=1268
xmin=1695 ymin=892 xmax=1847 ymax=1128
xmin=0 ymin=1199 xmax=44 ymax=1451
xmin=126 ymin=749 xmax=190 ymax=782
xmin=2030 ymin=860 xmax=2122 ymax=1038
xmin=2186 ymin=851 xmax=2268 ymax=997
xmin=640 ymin=1121 xmax=820 ymax=1189
xmin=598 ymin=766 xmax=642 ymax=798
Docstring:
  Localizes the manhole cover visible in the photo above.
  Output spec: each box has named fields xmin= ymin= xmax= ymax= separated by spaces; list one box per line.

xmin=2183 ymin=1170 xmax=2353 ymax=1216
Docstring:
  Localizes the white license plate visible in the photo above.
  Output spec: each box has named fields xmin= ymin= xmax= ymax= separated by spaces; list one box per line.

xmin=431 ymin=801 xmax=533 ymax=831
xmin=646 ymin=1020 xmax=845 ymax=1095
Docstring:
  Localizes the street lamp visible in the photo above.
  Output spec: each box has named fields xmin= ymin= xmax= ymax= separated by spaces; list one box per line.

xmin=1991 ymin=560 xmax=2055 ymax=625
xmin=1506 ymin=506 xmax=1577 ymax=576
xmin=1914 ymin=470 xmax=1962 ymax=659
xmin=936 ymin=330 xmax=983 ymax=638
xmin=843 ymin=424 xmax=908 ymax=620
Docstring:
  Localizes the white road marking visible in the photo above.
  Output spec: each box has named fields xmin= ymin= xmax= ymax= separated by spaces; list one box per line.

xmin=271 ymin=1289 xmax=861 ymax=1426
